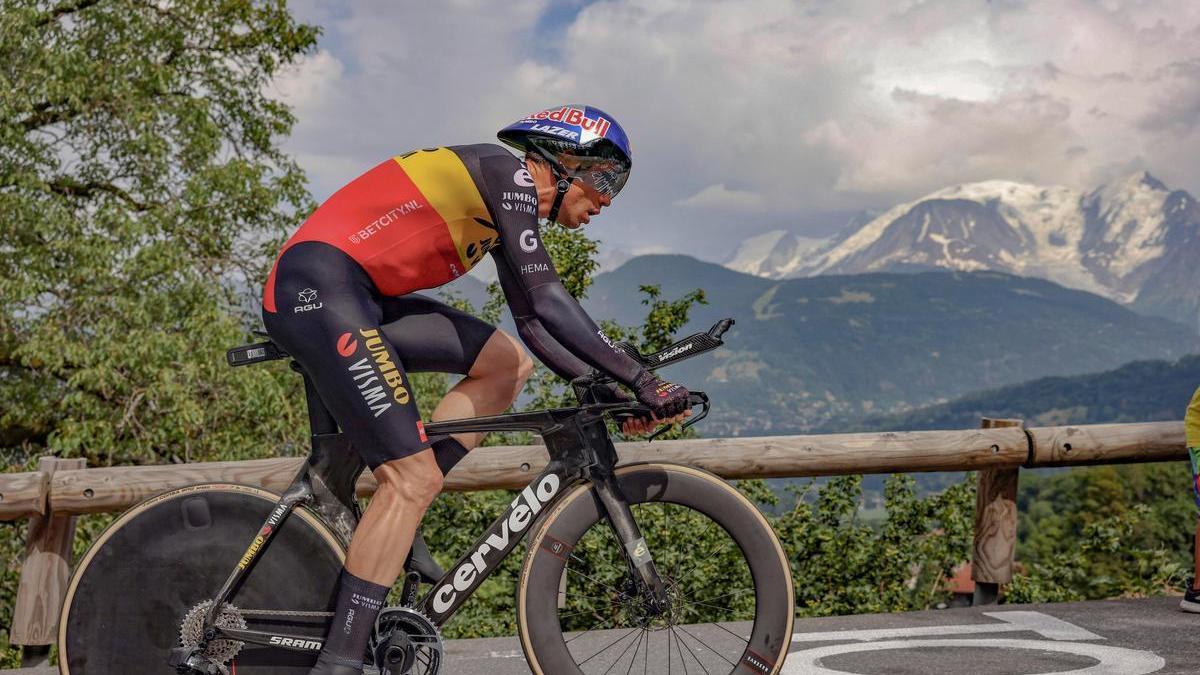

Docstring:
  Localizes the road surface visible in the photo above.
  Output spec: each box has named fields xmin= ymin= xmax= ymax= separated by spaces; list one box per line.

xmin=10 ymin=596 xmax=1195 ymax=674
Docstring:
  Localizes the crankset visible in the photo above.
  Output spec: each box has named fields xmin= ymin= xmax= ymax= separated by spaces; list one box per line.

xmin=368 ymin=607 xmax=444 ymax=675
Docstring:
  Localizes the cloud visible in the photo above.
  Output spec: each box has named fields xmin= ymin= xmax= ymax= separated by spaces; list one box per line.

xmin=275 ymin=0 xmax=1200 ymax=260
xmin=675 ymin=184 xmax=767 ymax=212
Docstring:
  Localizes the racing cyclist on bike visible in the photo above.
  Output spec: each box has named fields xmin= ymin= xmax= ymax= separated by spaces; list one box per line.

xmin=260 ymin=105 xmax=691 ymax=675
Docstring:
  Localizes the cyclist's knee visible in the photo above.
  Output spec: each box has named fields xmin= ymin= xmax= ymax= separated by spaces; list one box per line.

xmin=373 ymin=453 xmax=443 ymax=507
xmin=514 ymin=345 xmax=534 ymax=386
xmin=472 ymin=329 xmax=533 ymax=388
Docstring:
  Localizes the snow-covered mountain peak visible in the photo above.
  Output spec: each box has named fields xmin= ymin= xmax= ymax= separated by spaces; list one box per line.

xmin=720 ymin=172 xmax=1200 ymax=329
xmin=724 ymin=230 xmax=829 ymax=277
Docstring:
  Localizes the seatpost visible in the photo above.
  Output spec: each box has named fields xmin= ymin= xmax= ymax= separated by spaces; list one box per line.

xmin=292 ymin=361 xmax=338 ymax=437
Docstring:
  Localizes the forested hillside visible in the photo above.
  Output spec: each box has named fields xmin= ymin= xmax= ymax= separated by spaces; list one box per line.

xmin=849 ymin=354 xmax=1200 ymax=431
xmin=585 ymin=255 xmax=1197 ymax=435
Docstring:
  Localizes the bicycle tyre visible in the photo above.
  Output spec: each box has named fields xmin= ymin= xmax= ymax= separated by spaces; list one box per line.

xmin=517 ymin=462 xmax=794 ymax=674
xmin=58 ymin=482 xmax=345 ymax=674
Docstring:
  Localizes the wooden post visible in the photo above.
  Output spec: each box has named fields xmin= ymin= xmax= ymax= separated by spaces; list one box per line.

xmin=11 ymin=457 xmax=87 ymax=666
xmin=972 ymin=418 xmax=1023 ymax=606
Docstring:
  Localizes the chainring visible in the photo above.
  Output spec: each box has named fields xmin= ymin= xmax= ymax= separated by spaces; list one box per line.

xmin=178 ymin=600 xmax=248 ymax=665
xmin=368 ymin=607 xmax=443 ymax=675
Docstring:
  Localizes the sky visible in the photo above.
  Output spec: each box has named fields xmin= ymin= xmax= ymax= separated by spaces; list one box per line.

xmin=273 ymin=0 xmax=1200 ymax=263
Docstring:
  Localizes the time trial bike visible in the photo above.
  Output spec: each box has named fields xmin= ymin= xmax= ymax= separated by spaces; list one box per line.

xmin=57 ymin=318 xmax=795 ymax=674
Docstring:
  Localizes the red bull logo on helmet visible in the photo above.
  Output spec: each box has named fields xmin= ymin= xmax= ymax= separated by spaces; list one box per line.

xmin=521 ymin=106 xmax=611 ymax=138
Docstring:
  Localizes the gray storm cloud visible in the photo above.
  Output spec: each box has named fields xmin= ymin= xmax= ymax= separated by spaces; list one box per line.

xmin=274 ymin=0 xmax=1200 ymax=259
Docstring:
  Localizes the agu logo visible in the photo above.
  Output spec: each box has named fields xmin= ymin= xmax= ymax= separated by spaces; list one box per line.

xmin=295 ymin=288 xmax=322 ymax=313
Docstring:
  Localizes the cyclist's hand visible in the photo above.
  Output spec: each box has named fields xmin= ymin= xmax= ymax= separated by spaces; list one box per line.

xmin=621 ymin=410 xmax=691 ymax=436
xmin=631 ymin=371 xmax=690 ymax=419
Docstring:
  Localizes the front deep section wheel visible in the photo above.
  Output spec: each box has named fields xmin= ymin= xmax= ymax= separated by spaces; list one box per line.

xmin=518 ymin=463 xmax=795 ymax=675
xmin=58 ymin=483 xmax=345 ymax=674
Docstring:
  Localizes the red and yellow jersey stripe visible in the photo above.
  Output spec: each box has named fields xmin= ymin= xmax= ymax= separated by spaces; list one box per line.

xmin=264 ymin=147 xmax=499 ymax=312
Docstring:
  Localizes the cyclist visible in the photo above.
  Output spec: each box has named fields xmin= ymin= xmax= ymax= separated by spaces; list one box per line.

xmin=260 ymin=105 xmax=691 ymax=675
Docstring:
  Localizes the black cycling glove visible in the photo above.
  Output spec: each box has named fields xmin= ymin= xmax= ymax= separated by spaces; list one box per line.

xmin=631 ymin=370 xmax=690 ymax=419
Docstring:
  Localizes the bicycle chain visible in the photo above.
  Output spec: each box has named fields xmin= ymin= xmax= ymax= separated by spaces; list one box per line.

xmin=236 ymin=608 xmax=334 ymax=618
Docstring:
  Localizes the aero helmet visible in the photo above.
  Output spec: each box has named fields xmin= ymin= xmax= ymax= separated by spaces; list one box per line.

xmin=498 ymin=105 xmax=632 ymax=223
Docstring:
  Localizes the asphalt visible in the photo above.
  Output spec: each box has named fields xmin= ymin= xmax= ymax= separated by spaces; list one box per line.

xmin=10 ymin=596 xmax=1196 ymax=674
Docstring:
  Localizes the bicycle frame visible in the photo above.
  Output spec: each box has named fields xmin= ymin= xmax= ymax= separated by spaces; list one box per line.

xmin=202 ymin=388 xmax=667 ymax=655
xmin=200 ymin=318 xmax=731 ymax=658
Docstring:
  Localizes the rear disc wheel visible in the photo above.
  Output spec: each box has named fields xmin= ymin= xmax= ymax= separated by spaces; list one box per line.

xmin=58 ymin=483 xmax=345 ymax=674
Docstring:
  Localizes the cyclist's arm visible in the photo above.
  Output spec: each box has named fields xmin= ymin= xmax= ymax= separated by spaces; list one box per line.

xmin=480 ymin=153 xmax=646 ymax=387
xmin=493 ymin=253 xmax=591 ymax=381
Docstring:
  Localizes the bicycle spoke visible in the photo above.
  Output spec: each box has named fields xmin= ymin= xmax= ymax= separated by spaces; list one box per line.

xmin=669 ymin=538 xmax=734 ymax=589
xmin=566 ymin=557 xmax=631 ymax=600
xmin=668 ymin=511 xmax=717 ymax=583
xmin=667 ymin=626 xmax=672 ymax=675
xmin=678 ymin=587 xmax=755 ymax=607
xmin=622 ymin=630 xmax=644 ymax=675
xmin=576 ymin=626 xmax=641 ymax=668
xmin=643 ymin=625 xmax=649 ymax=675
xmin=676 ymin=623 xmax=737 ymax=667
xmin=706 ymin=620 xmax=750 ymax=645
xmin=669 ymin=626 xmax=695 ymax=675
xmin=678 ymin=598 xmax=746 ymax=614
xmin=565 ymin=615 xmax=618 ymax=645
xmin=599 ymin=627 xmax=643 ymax=675
xmin=671 ymin=626 xmax=713 ymax=675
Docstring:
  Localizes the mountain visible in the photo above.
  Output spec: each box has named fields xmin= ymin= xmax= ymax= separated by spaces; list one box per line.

xmin=722 ymin=172 xmax=1200 ymax=331
xmin=723 ymin=231 xmax=830 ymax=278
xmin=584 ymin=255 xmax=1198 ymax=436
xmin=847 ymin=354 xmax=1200 ymax=432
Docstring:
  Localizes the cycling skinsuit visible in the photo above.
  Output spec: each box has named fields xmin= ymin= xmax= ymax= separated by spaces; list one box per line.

xmin=262 ymin=144 xmax=645 ymax=469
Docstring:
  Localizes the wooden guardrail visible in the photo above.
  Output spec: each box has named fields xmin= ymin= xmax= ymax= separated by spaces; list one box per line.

xmin=1 ymin=419 xmax=1187 ymax=664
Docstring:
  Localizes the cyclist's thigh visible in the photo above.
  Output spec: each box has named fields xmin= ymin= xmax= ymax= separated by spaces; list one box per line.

xmin=378 ymin=293 xmax=498 ymax=375
xmin=262 ymin=242 xmax=431 ymax=469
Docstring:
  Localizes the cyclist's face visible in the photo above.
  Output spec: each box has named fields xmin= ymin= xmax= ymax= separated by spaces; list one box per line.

xmin=556 ymin=179 xmax=611 ymax=229
xmin=527 ymin=157 xmax=612 ymax=229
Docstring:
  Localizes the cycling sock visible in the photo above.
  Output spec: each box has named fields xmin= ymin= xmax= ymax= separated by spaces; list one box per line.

xmin=318 ymin=568 xmax=389 ymax=667
xmin=432 ymin=437 xmax=469 ymax=476
xmin=308 ymin=651 xmax=368 ymax=675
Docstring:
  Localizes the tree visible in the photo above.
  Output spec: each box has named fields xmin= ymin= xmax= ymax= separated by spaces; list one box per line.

xmin=0 ymin=0 xmax=318 ymax=664
xmin=0 ymin=0 xmax=318 ymax=467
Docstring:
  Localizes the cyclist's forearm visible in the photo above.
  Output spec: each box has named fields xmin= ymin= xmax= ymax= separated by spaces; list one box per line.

xmin=514 ymin=315 xmax=591 ymax=381
xmin=526 ymin=283 xmax=644 ymax=386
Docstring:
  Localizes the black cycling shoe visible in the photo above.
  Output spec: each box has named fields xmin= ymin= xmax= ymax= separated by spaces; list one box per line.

xmin=1181 ymin=578 xmax=1200 ymax=613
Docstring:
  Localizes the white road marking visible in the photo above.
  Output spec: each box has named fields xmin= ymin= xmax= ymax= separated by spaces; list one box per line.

xmin=785 ymin=611 xmax=1163 ymax=675
xmin=791 ymin=610 xmax=1102 ymax=643
xmin=782 ymin=638 xmax=1165 ymax=675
